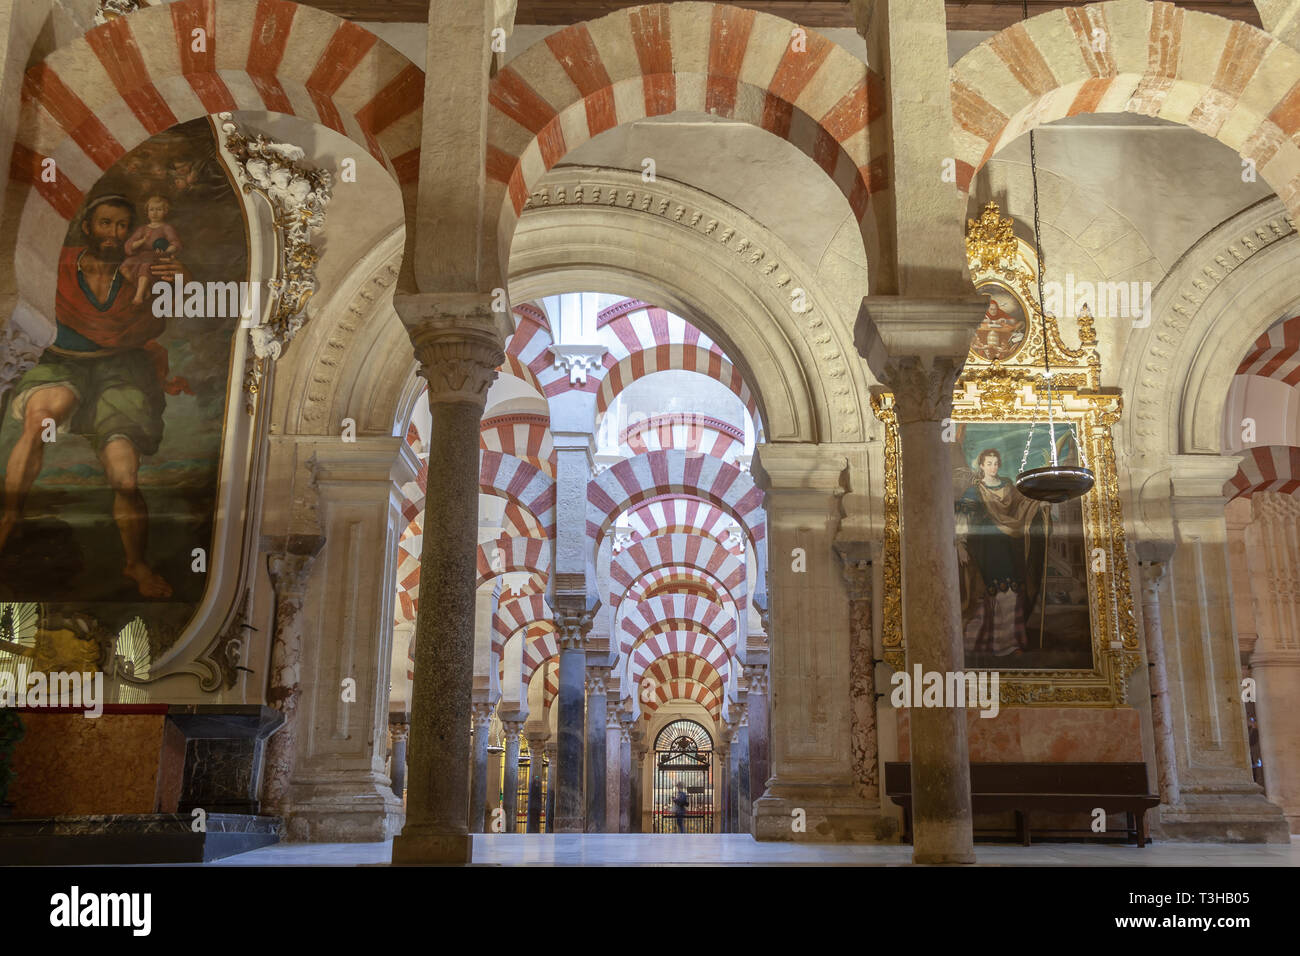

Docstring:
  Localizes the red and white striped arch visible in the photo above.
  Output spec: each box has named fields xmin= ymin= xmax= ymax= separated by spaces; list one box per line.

xmin=610 ymin=532 xmax=747 ymax=605
xmin=501 ymin=500 xmax=548 ymax=539
xmin=595 ymin=304 xmax=758 ymax=420
xmin=477 ymin=536 xmax=549 ymax=589
xmin=500 ymin=305 xmax=552 ymax=397
xmin=629 ymin=633 xmax=731 ymax=687
xmin=622 ymin=497 xmax=747 ymax=554
xmin=480 ymin=450 xmax=556 ymax=538
xmin=1237 ymin=317 xmax=1300 ymax=384
xmin=587 ymin=450 xmax=764 ymax=548
xmin=638 ymin=655 xmax=724 ymax=719
xmin=950 ymin=1 xmax=1300 ymax=211
xmin=1224 ymin=445 xmax=1300 ymax=500
xmin=522 ymin=629 xmax=561 ymax=683
xmin=485 ymin=3 xmax=887 ymax=278
xmin=480 ymin=413 xmax=555 ymax=476
xmin=622 ymin=412 xmax=744 ymax=461
xmin=13 ymin=0 xmax=422 ymax=313
xmin=618 ymin=592 xmax=738 ymax=656
xmin=494 ymin=593 xmax=554 ymax=658
xmin=619 ymin=566 xmax=741 ymax=622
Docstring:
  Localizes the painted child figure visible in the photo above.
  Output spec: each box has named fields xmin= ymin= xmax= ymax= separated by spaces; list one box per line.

xmin=124 ymin=195 xmax=182 ymax=304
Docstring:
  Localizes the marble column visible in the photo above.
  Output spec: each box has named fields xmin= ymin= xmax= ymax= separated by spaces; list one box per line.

xmin=260 ymin=536 xmax=326 ymax=815
xmin=553 ymin=609 xmax=594 ymax=832
xmin=389 ymin=719 xmax=410 ymax=802
xmin=837 ymin=544 xmax=879 ymax=803
xmin=858 ymin=297 xmax=988 ymax=863
xmin=501 ymin=720 xmax=523 ymax=833
xmin=1138 ymin=558 xmax=1181 ymax=807
xmin=604 ymin=700 xmax=622 ymax=832
xmin=544 ymin=741 xmax=558 ymax=830
xmin=1151 ymin=456 xmax=1289 ymax=842
xmin=1242 ymin=492 xmax=1300 ymax=832
xmin=391 ymin=299 xmax=505 ymax=864
xmin=525 ymin=732 xmax=547 ymax=833
xmin=717 ymin=723 xmax=732 ymax=834
xmin=744 ymin=665 xmax=770 ymax=827
xmin=728 ymin=702 xmax=750 ymax=834
xmin=618 ymin=714 xmax=634 ymax=832
xmin=468 ymin=702 xmax=493 ymax=834
xmin=631 ymin=741 xmax=648 ymax=833
xmin=584 ymin=670 xmax=608 ymax=831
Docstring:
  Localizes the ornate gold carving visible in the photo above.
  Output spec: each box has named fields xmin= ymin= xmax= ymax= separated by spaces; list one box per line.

xmin=219 ymin=113 xmax=332 ymax=410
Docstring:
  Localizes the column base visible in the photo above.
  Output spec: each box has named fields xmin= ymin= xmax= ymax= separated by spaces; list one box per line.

xmin=1151 ymin=792 xmax=1291 ymax=844
xmin=284 ymin=776 xmax=405 ymax=843
xmin=752 ymin=781 xmax=898 ymax=843
xmin=391 ymin=827 xmax=474 ymax=864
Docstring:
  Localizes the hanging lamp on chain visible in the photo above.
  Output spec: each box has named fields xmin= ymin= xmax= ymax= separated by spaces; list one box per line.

xmin=1012 ymin=1 xmax=1094 ymax=504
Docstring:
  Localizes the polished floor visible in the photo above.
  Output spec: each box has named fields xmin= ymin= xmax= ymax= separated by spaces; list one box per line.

xmin=207 ymin=834 xmax=1300 ymax=866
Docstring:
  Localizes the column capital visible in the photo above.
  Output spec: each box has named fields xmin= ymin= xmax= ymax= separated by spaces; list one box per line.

xmin=263 ymin=534 xmax=326 ymax=599
xmin=855 ymin=296 xmax=987 ymax=423
xmin=743 ymin=665 xmax=769 ymax=696
xmin=1137 ymin=559 xmax=1169 ymax=602
xmin=389 ymin=722 xmax=409 ymax=744
xmin=396 ymin=293 xmax=507 ymax=408
xmin=554 ymin=605 xmax=597 ymax=650
xmin=834 ymin=539 xmax=875 ymax=600
xmin=499 ymin=719 xmax=524 ymax=742
xmin=525 ymin=732 xmax=548 ymax=754
xmin=751 ymin=443 xmax=848 ymax=495
xmin=584 ymin=671 xmax=607 ymax=697
xmin=470 ymin=701 xmax=495 ymax=730
xmin=1169 ymin=453 xmax=1243 ymax=504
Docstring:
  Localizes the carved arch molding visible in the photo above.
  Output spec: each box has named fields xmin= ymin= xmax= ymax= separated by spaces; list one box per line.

xmin=507 ymin=165 xmax=873 ymax=446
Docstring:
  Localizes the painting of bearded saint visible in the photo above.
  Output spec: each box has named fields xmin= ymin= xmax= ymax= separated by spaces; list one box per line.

xmin=953 ymin=422 xmax=1094 ymax=670
xmin=0 ymin=118 xmax=246 ymax=651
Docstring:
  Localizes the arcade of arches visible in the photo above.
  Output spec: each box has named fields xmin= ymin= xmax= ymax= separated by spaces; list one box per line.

xmin=2 ymin=0 xmax=1300 ymax=867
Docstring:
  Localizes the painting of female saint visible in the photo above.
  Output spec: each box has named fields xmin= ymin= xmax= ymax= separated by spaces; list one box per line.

xmin=953 ymin=422 xmax=1094 ymax=670
xmin=972 ymin=284 xmax=1027 ymax=363
xmin=0 ymin=118 xmax=248 ymax=650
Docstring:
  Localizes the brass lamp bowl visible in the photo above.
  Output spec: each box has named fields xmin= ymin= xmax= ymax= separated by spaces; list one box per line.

xmin=1014 ymin=465 xmax=1094 ymax=503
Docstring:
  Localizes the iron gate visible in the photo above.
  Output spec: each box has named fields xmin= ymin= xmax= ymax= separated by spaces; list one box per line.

xmin=652 ymin=719 xmax=714 ymax=833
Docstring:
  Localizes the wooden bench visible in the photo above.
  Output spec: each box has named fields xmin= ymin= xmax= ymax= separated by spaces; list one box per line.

xmin=884 ymin=762 xmax=1161 ymax=847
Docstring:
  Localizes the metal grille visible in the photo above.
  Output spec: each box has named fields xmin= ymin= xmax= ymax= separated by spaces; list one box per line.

xmin=652 ymin=718 xmax=713 ymax=833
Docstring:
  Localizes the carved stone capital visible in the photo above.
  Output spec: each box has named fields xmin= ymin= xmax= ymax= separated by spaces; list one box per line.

xmin=1138 ymin=560 xmax=1168 ymax=605
xmin=264 ymin=535 xmax=326 ymax=600
xmin=500 ymin=719 xmax=523 ymax=743
xmin=743 ymin=665 xmax=769 ymax=696
xmin=405 ymin=318 xmax=505 ymax=409
xmin=878 ymin=355 xmax=962 ymax=423
xmin=585 ymin=672 xmax=607 ymax=697
xmin=389 ymin=721 xmax=410 ymax=745
xmin=470 ymin=701 xmax=495 ymax=731
xmin=834 ymin=539 xmax=874 ymax=599
xmin=554 ymin=606 xmax=597 ymax=650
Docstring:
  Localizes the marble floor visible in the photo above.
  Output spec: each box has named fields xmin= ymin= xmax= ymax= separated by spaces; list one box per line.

xmin=205 ymin=834 xmax=1300 ymax=866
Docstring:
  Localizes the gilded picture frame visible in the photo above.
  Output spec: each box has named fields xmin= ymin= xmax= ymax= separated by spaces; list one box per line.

xmin=871 ymin=203 xmax=1141 ymax=706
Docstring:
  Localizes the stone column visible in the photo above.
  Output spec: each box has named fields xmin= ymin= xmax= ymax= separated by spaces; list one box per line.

xmin=631 ymin=740 xmax=648 ymax=833
xmin=1242 ymin=492 xmax=1300 ymax=832
xmin=728 ymin=703 xmax=750 ymax=834
xmin=836 ymin=543 xmax=880 ymax=804
xmin=389 ymin=718 xmax=410 ymax=802
xmin=857 ymin=297 xmax=988 ymax=863
xmin=1138 ymin=557 xmax=1181 ymax=807
xmin=584 ymin=670 xmax=608 ymax=831
xmin=525 ymin=732 xmax=547 ymax=833
xmin=716 ymin=725 xmax=731 ymax=835
xmin=750 ymin=445 xmax=891 ymax=842
xmin=1151 ymin=457 xmax=1288 ymax=841
xmin=501 ymin=720 xmax=523 ymax=833
xmin=744 ymin=665 xmax=769 ymax=826
xmin=391 ymin=299 xmax=505 ymax=864
xmin=284 ymin=442 xmax=409 ymax=841
xmin=544 ymin=741 xmax=558 ymax=830
xmin=260 ymin=536 xmax=326 ymax=814
xmin=553 ymin=609 xmax=594 ymax=832
xmin=618 ymin=714 xmax=634 ymax=832
xmin=468 ymin=702 xmax=494 ymax=834
xmin=604 ymin=700 xmax=622 ymax=831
